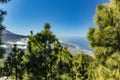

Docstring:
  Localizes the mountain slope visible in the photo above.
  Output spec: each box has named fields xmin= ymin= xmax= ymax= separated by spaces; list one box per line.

xmin=1 ymin=29 xmax=27 ymax=42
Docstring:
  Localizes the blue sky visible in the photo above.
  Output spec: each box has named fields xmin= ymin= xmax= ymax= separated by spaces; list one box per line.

xmin=0 ymin=0 xmax=109 ymax=37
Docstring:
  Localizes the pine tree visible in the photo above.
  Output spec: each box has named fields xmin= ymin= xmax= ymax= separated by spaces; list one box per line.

xmin=0 ymin=10 xmax=6 ymax=59
xmin=0 ymin=0 xmax=10 ymax=59
xmin=24 ymin=23 xmax=58 ymax=80
xmin=87 ymin=0 xmax=120 ymax=79
xmin=3 ymin=44 xmax=25 ymax=80
xmin=24 ymin=23 xmax=73 ymax=80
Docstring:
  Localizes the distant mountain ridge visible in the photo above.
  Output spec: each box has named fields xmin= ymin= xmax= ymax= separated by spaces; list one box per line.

xmin=2 ymin=29 xmax=14 ymax=34
xmin=1 ymin=29 xmax=27 ymax=42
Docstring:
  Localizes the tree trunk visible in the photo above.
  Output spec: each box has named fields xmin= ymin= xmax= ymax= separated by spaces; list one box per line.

xmin=117 ymin=31 xmax=120 ymax=51
xmin=50 ymin=62 xmax=52 ymax=80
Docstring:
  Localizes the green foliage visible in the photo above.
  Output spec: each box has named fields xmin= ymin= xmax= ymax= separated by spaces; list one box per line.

xmin=56 ymin=47 xmax=73 ymax=79
xmin=87 ymin=0 xmax=120 ymax=59
xmin=72 ymin=53 xmax=93 ymax=80
xmin=22 ymin=23 xmax=75 ymax=80
xmin=87 ymin=0 xmax=120 ymax=79
xmin=88 ymin=52 xmax=120 ymax=80
xmin=0 ymin=0 xmax=10 ymax=78
xmin=24 ymin=23 xmax=59 ymax=80
xmin=2 ymin=45 xmax=25 ymax=80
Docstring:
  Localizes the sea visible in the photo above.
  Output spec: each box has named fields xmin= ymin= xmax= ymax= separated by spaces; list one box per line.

xmin=59 ymin=37 xmax=93 ymax=52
